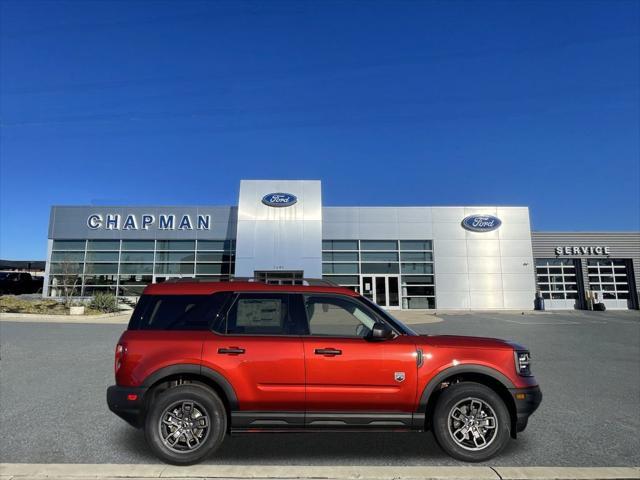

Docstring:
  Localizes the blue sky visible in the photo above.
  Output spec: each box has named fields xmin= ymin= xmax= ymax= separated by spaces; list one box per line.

xmin=1 ymin=0 xmax=638 ymax=260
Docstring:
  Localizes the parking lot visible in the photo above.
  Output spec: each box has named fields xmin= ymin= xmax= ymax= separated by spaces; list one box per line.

xmin=1 ymin=310 xmax=638 ymax=466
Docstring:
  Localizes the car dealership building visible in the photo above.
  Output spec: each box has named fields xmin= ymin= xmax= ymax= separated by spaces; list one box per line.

xmin=44 ymin=180 xmax=640 ymax=311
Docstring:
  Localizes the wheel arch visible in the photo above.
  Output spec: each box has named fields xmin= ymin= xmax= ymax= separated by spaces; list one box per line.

xmin=418 ymin=365 xmax=518 ymax=438
xmin=141 ymin=364 xmax=238 ymax=426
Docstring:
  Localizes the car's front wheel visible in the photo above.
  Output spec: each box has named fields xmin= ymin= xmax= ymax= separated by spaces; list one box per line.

xmin=432 ymin=382 xmax=511 ymax=462
xmin=144 ymin=384 xmax=227 ymax=465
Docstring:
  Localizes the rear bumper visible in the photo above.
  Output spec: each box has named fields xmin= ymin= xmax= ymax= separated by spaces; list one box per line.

xmin=510 ymin=385 xmax=542 ymax=433
xmin=106 ymin=385 xmax=148 ymax=428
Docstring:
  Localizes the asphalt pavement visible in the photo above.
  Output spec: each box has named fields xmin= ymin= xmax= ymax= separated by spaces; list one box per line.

xmin=1 ymin=310 xmax=638 ymax=466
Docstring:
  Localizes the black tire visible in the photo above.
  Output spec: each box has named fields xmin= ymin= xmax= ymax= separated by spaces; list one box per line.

xmin=144 ymin=384 xmax=227 ymax=465
xmin=432 ymin=382 xmax=511 ymax=462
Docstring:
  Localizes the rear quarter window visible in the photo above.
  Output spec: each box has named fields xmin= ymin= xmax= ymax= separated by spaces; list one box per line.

xmin=128 ymin=292 xmax=231 ymax=331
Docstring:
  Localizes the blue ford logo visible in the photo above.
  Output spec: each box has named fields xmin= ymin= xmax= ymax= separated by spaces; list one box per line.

xmin=461 ymin=214 xmax=502 ymax=232
xmin=261 ymin=192 xmax=298 ymax=207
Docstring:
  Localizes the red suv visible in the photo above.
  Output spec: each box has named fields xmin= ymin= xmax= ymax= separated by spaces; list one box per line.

xmin=107 ymin=280 xmax=541 ymax=465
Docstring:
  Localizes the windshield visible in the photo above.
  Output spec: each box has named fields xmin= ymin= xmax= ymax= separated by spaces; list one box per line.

xmin=0 ymin=272 xmax=15 ymax=280
xmin=360 ymin=296 xmax=419 ymax=336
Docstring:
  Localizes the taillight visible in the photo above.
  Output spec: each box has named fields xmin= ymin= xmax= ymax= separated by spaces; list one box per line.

xmin=115 ymin=344 xmax=126 ymax=375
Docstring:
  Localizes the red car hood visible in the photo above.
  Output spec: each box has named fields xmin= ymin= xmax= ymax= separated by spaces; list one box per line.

xmin=418 ymin=334 xmax=518 ymax=350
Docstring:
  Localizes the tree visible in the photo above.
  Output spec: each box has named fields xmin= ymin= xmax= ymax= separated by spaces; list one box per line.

xmin=51 ymin=258 xmax=82 ymax=308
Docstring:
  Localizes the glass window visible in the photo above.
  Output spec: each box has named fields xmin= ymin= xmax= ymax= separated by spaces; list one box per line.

xmin=121 ymin=240 xmax=155 ymax=250
xmin=360 ymin=240 xmax=397 ymax=251
xmin=119 ymin=274 xmax=153 ymax=285
xmin=400 ymin=240 xmax=432 ymax=251
xmin=224 ymin=294 xmax=292 ymax=335
xmin=83 ymin=275 xmax=117 ymax=285
xmin=402 ymin=275 xmax=434 ymax=285
xmin=401 ymin=263 xmax=434 ymax=274
xmin=322 ymin=240 xmax=359 ymax=251
xmin=156 ymin=252 xmax=196 ymax=262
xmin=86 ymin=240 xmax=120 ymax=250
xmin=52 ymin=240 xmax=86 ymax=251
xmin=156 ymin=240 xmax=195 ymax=251
xmin=119 ymin=263 xmax=154 ymax=274
xmin=128 ymin=293 xmax=232 ymax=331
xmin=322 ymin=252 xmax=359 ymax=262
xmin=120 ymin=251 xmax=154 ymax=263
xmin=401 ymin=251 xmax=433 ymax=262
xmin=404 ymin=286 xmax=435 ymax=296
xmin=118 ymin=285 xmax=146 ymax=296
xmin=197 ymin=240 xmax=234 ymax=251
xmin=155 ymin=263 xmax=195 ymax=275
xmin=51 ymin=251 xmax=85 ymax=262
xmin=361 ymin=263 xmax=400 ymax=274
xmin=197 ymin=263 xmax=232 ymax=275
xmin=86 ymin=251 xmax=119 ymax=262
xmin=50 ymin=262 xmax=83 ymax=274
xmin=84 ymin=286 xmax=117 ymax=296
xmin=196 ymin=252 xmax=233 ymax=262
xmin=361 ymin=252 xmax=399 ymax=262
xmin=304 ymin=295 xmax=377 ymax=337
xmin=321 ymin=275 xmax=360 ymax=285
xmin=402 ymin=297 xmax=435 ymax=309
xmin=85 ymin=263 xmax=119 ymax=274
xmin=322 ymin=263 xmax=359 ymax=274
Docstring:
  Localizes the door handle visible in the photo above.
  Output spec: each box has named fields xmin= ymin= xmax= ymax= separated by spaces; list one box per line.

xmin=218 ymin=347 xmax=245 ymax=355
xmin=315 ymin=348 xmax=342 ymax=356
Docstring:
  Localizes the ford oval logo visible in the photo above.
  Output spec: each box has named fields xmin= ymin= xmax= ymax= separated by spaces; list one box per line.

xmin=461 ymin=214 xmax=502 ymax=232
xmin=261 ymin=192 xmax=298 ymax=207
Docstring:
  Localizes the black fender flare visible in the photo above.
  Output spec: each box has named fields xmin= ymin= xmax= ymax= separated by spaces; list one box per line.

xmin=417 ymin=364 xmax=515 ymax=413
xmin=141 ymin=363 xmax=238 ymax=410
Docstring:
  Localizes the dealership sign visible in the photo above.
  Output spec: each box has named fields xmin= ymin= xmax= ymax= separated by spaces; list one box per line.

xmin=87 ymin=214 xmax=211 ymax=230
xmin=461 ymin=214 xmax=502 ymax=232
xmin=555 ymin=246 xmax=611 ymax=256
xmin=262 ymin=193 xmax=297 ymax=207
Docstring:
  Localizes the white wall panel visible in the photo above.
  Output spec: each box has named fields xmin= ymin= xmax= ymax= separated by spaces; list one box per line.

xmin=466 ymin=240 xmax=501 ymax=257
xmin=500 ymin=257 xmax=535 ymax=274
xmin=469 ymin=273 xmax=503 ymax=292
xmin=436 ymin=291 xmax=471 ymax=309
xmin=436 ymin=273 xmax=470 ymax=292
xmin=503 ymin=291 xmax=536 ymax=309
xmin=470 ymin=291 xmax=504 ymax=309
xmin=501 ymin=273 xmax=535 ymax=291
xmin=468 ymin=257 xmax=502 ymax=274
xmin=434 ymin=257 xmax=469 ymax=274
xmin=500 ymin=240 xmax=534 ymax=257
xmin=434 ymin=240 xmax=468 ymax=257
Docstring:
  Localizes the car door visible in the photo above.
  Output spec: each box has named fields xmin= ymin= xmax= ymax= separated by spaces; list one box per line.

xmin=201 ymin=292 xmax=306 ymax=428
xmin=300 ymin=293 xmax=418 ymax=425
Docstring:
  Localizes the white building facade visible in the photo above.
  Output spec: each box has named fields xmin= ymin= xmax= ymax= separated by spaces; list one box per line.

xmin=44 ymin=179 xmax=639 ymax=311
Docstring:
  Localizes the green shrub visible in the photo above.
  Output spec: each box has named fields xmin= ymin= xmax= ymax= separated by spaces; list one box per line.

xmin=89 ymin=292 xmax=118 ymax=313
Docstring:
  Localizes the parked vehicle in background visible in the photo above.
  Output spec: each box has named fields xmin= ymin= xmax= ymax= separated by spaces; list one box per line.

xmin=107 ymin=279 xmax=542 ymax=465
xmin=0 ymin=272 xmax=43 ymax=294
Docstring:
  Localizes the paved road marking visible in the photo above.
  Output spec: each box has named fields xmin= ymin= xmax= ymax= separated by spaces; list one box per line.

xmin=1 ymin=464 xmax=638 ymax=479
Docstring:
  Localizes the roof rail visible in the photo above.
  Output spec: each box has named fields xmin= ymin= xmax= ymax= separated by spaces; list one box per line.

xmin=162 ymin=276 xmax=340 ymax=287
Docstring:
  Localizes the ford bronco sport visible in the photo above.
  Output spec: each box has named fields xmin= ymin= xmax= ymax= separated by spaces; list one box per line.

xmin=107 ymin=279 xmax=541 ymax=465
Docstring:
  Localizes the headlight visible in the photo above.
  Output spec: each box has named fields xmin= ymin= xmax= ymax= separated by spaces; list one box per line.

xmin=514 ymin=350 xmax=532 ymax=376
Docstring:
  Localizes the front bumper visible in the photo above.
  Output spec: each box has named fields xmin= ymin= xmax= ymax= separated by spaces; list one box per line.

xmin=509 ymin=385 xmax=542 ymax=433
xmin=106 ymin=385 xmax=148 ymax=428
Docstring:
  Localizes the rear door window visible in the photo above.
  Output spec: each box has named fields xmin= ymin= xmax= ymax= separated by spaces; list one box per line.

xmin=128 ymin=292 xmax=231 ymax=330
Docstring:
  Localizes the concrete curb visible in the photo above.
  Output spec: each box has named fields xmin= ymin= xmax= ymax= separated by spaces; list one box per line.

xmin=0 ymin=312 xmax=130 ymax=324
xmin=0 ymin=464 xmax=638 ymax=480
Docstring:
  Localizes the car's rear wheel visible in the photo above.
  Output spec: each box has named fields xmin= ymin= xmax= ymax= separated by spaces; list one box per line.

xmin=144 ymin=384 xmax=226 ymax=465
xmin=432 ymin=382 xmax=510 ymax=462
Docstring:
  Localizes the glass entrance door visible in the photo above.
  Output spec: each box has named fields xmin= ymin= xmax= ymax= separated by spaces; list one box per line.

xmin=361 ymin=275 xmax=400 ymax=309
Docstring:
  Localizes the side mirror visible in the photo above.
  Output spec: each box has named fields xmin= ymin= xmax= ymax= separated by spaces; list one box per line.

xmin=368 ymin=322 xmax=394 ymax=341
